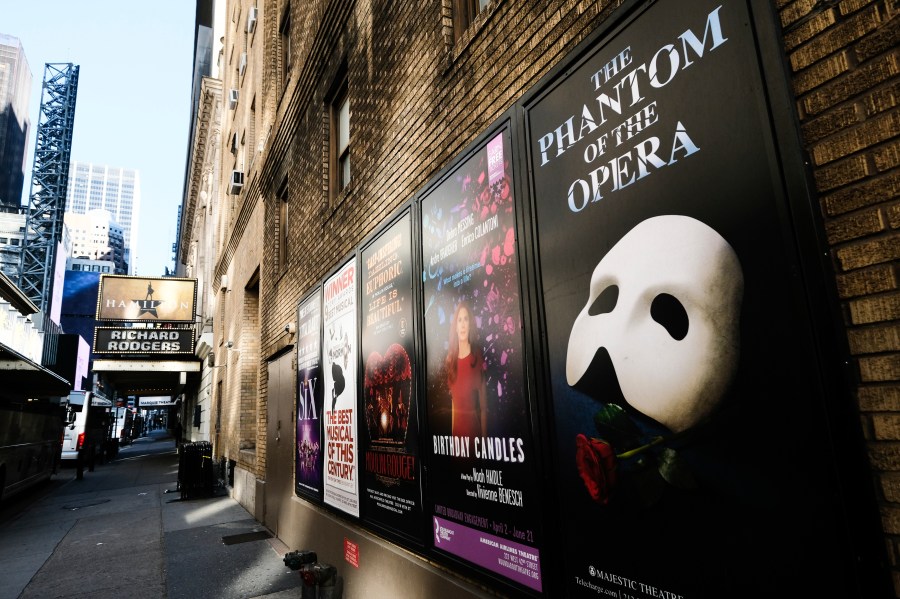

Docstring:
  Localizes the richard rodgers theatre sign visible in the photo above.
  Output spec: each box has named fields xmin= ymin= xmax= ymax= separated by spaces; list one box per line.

xmin=93 ymin=327 xmax=194 ymax=354
xmin=92 ymin=275 xmax=198 ymax=356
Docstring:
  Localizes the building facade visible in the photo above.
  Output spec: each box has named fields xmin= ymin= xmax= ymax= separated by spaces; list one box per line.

xmin=0 ymin=208 xmax=25 ymax=280
xmin=66 ymin=257 xmax=115 ymax=274
xmin=0 ymin=34 xmax=31 ymax=211
xmin=177 ymin=0 xmax=226 ymax=449
xmin=178 ymin=1 xmax=899 ymax=597
xmin=64 ymin=209 xmax=128 ymax=275
xmin=66 ymin=161 xmax=140 ymax=273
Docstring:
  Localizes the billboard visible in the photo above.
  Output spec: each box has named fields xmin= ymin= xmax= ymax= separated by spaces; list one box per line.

xmin=96 ymin=275 xmax=197 ymax=322
xmin=360 ymin=212 xmax=423 ymax=540
xmin=296 ymin=289 xmax=324 ymax=500
xmin=525 ymin=0 xmax=857 ymax=595
xmin=322 ymin=258 xmax=360 ymax=517
xmin=421 ymin=130 xmax=543 ymax=591
xmin=60 ymin=270 xmax=102 ymax=349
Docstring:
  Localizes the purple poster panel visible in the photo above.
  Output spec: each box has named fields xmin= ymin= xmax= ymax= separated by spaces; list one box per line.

xmin=421 ymin=130 xmax=542 ymax=591
xmin=526 ymin=0 xmax=860 ymax=596
xmin=296 ymin=289 xmax=323 ymax=500
xmin=360 ymin=212 xmax=423 ymax=539
xmin=323 ymin=259 xmax=359 ymax=517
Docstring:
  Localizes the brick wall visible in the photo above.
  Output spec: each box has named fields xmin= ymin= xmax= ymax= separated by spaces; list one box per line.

xmin=778 ymin=0 xmax=900 ymax=592
xmin=259 ymin=0 xmax=629 ymax=320
xmin=215 ymin=198 xmax=264 ymax=475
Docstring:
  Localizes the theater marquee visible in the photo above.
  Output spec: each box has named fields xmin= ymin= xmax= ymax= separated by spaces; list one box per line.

xmin=93 ymin=327 xmax=196 ymax=355
xmin=96 ymin=275 xmax=197 ymax=322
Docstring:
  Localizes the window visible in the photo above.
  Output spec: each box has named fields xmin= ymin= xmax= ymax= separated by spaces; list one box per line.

xmin=249 ymin=96 xmax=257 ymax=167
xmin=337 ymin=91 xmax=350 ymax=191
xmin=330 ymin=77 xmax=350 ymax=199
xmin=453 ymin=0 xmax=490 ymax=41
xmin=278 ymin=178 xmax=289 ymax=269
xmin=280 ymin=5 xmax=292 ymax=85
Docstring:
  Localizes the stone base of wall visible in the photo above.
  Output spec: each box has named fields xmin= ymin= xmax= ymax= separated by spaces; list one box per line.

xmin=232 ymin=464 xmax=257 ymax=518
xmin=273 ymin=497 xmax=497 ymax=599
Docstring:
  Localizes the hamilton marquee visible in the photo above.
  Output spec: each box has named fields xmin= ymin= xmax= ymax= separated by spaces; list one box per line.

xmin=96 ymin=275 xmax=198 ymax=323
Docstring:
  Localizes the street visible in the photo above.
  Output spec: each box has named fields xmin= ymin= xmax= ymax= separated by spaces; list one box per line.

xmin=0 ymin=431 xmax=304 ymax=599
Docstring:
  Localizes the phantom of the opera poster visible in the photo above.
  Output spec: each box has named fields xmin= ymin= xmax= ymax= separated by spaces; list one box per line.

xmin=526 ymin=0 xmax=861 ymax=596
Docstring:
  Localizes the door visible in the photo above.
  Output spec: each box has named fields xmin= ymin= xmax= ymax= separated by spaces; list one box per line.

xmin=265 ymin=351 xmax=295 ymax=534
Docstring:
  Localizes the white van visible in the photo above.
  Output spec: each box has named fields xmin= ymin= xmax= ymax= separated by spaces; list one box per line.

xmin=112 ymin=406 xmax=134 ymax=445
xmin=61 ymin=391 xmax=113 ymax=462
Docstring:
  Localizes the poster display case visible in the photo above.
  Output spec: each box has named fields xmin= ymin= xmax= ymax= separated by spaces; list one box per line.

xmin=285 ymin=1 xmax=881 ymax=595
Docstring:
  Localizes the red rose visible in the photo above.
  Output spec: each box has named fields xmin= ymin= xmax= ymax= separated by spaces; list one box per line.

xmin=575 ymin=433 xmax=617 ymax=504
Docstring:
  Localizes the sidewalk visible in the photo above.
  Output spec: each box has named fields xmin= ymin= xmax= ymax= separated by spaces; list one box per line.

xmin=0 ymin=430 xmax=305 ymax=599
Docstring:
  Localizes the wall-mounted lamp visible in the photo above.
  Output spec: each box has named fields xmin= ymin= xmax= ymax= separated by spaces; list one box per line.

xmin=284 ymin=322 xmax=296 ymax=335
xmin=207 ymin=351 xmax=228 ymax=368
xmin=226 ymin=340 xmax=234 ymax=349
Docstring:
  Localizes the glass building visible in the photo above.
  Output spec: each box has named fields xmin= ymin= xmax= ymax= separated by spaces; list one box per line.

xmin=66 ymin=161 xmax=140 ymax=274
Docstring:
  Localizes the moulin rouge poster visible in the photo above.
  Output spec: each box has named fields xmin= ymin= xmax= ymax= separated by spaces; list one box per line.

xmin=360 ymin=212 xmax=423 ymax=540
xmin=526 ymin=0 xmax=858 ymax=596
xmin=421 ymin=130 xmax=542 ymax=591
xmin=322 ymin=259 xmax=359 ymax=517
xmin=296 ymin=289 xmax=323 ymax=500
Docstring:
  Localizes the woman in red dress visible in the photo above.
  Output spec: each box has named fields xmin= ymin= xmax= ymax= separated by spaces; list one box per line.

xmin=445 ymin=301 xmax=488 ymax=438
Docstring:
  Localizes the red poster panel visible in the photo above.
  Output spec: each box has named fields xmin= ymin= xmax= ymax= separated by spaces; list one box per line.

xmin=360 ymin=213 xmax=423 ymax=540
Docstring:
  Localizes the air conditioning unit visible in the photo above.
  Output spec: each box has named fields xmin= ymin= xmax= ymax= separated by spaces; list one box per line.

xmin=228 ymin=88 xmax=239 ymax=109
xmin=239 ymin=52 xmax=247 ymax=78
xmin=229 ymin=170 xmax=245 ymax=195
xmin=220 ymin=275 xmax=229 ymax=291
xmin=247 ymin=7 xmax=258 ymax=34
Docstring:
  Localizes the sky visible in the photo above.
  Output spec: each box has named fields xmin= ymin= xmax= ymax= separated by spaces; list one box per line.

xmin=3 ymin=1 xmax=197 ymax=276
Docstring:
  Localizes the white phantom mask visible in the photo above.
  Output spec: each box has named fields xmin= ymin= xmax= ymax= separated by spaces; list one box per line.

xmin=566 ymin=215 xmax=743 ymax=433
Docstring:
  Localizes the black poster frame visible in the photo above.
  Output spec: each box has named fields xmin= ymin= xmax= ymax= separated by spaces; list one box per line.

xmin=414 ymin=117 xmax=547 ymax=597
xmin=295 ymin=286 xmax=325 ymax=502
xmin=514 ymin=0 xmax=887 ymax=597
xmin=356 ymin=204 xmax=427 ymax=547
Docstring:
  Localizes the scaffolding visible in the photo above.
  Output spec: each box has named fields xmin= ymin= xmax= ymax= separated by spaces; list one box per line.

xmin=18 ymin=63 xmax=79 ymax=314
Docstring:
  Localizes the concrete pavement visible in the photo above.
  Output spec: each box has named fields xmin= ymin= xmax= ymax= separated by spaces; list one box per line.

xmin=0 ymin=430 xmax=305 ymax=599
